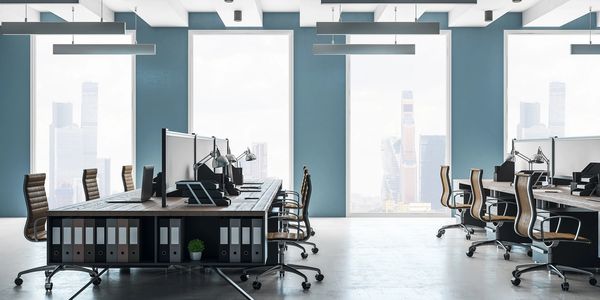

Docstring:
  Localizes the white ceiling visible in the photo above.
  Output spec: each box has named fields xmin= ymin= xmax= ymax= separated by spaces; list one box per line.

xmin=1 ymin=0 xmax=599 ymax=28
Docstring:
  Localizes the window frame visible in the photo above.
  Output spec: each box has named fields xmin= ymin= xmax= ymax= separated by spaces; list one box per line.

xmin=30 ymin=31 xmax=137 ymax=190
xmin=345 ymin=30 xmax=453 ymax=217
xmin=187 ymin=30 xmax=294 ymax=189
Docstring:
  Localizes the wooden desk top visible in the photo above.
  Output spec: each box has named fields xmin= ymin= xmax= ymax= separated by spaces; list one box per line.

xmin=49 ymin=178 xmax=282 ymax=217
xmin=455 ymin=179 xmax=600 ymax=212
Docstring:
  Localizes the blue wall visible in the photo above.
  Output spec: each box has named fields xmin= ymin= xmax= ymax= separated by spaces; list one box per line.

xmin=0 ymin=12 xmax=596 ymax=217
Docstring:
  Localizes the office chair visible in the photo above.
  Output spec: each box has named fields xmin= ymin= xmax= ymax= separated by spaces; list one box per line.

xmin=465 ymin=168 xmax=518 ymax=260
xmin=82 ymin=168 xmax=100 ymax=201
xmin=241 ymin=172 xmax=324 ymax=291
xmin=122 ymin=165 xmax=134 ymax=192
xmin=436 ymin=165 xmax=475 ymax=240
xmin=14 ymin=173 xmax=98 ymax=292
xmin=511 ymin=173 xmax=597 ymax=291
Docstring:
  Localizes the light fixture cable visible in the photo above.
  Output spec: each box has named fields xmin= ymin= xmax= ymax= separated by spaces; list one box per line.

xmin=71 ymin=6 xmax=75 ymax=44
xmin=394 ymin=6 xmax=398 ymax=45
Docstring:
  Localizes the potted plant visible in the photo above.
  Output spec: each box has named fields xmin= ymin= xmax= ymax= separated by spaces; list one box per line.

xmin=188 ymin=239 xmax=205 ymax=261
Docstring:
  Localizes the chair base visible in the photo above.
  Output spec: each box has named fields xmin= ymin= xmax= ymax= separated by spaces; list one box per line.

xmin=436 ymin=223 xmax=475 ymax=240
xmin=466 ymin=239 xmax=516 ymax=260
xmin=511 ymin=263 xmax=597 ymax=291
xmin=241 ymin=262 xmax=323 ymax=291
xmin=15 ymin=265 xmax=99 ymax=292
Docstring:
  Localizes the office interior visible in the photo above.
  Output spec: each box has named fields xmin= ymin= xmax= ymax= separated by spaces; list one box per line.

xmin=2 ymin=0 xmax=600 ymax=299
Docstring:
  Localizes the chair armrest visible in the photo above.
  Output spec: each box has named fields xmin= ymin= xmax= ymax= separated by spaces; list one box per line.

xmin=539 ymin=215 xmax=582 ymax=241
xmin=486 ymin=201 xmax=516 ymax=218
xmin=33 ymin=217 xmax=47 ymax=242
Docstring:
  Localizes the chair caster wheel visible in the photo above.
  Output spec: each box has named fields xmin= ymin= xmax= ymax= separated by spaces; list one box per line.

xmin=466 ymin=250 xmax=474 ymax=257
xmin=504 ymin=253 xmax=510 ymax=260
xmin=92 ymin=277 xmax=101 ymax=286
xmin=511 ymin=278 xmax=521 ymax=286
xmin=240 ymin=274 xmax=249 ymax=282
xmin=252 ymin=281 xmax=262 ymax=290
xmin=14 ymin=277 xmax=23 ymax=286
xmin=315 ymin=274 xmax=324 ymax=281
xmin=511 ymin=270 xmax=519 ymax=277
xmin=561 ymin=282 xmax=569 ymax=291
xmin=506 ymin=245 xmax=512 ymax=252
xmin=436 ymin=229 xmax=445 ymax=238
xmin=469 ymin=229 xmax=475 ymax=234
xmin=311 ymin=230 xmax=316 ymax=236
xmin=465 ymin=234 xmax=471 ymax=240
xmin=302 ymin=282 xmax=311 ymax=290
xmin=589 ymin=277 xmax=597 ymax=286
xmin=45 ymin=282 xmax=53 ymax=292
xmin=527 ymin=249 xmax=533 ymax=257
xmin=311 ymin=248 xmax=319 ymax=254
xmin=301 ymin=252 xmax=308 ymax=259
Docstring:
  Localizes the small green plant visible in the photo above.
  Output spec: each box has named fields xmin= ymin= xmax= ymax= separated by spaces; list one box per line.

xmin=188 ymin=239 xmax=205 ymax=253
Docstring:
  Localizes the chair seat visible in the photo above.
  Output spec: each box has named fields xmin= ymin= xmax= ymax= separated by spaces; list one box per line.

xmin=532 ymin=231 xmax=589 ymax=242
xmin=448 ymin=203 xmax=471 ymax=209
xmin=280 ymin=214 xmax=304 ymax=222
xmin=27 ymin=231 xmax=47 ymax=242
xmin=268 ymin=231 xmax=305 ymax=241
xmin=481 ymin=214 xmax=515 ymax=222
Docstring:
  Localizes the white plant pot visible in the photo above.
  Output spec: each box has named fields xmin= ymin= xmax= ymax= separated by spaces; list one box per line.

xmin=190 ymin=251 xmax=203 ymax=261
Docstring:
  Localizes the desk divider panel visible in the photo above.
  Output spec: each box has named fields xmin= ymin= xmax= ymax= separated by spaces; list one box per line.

xmin=554 ymin=136 xmax=600 ymax=180
xmin=513 ymin=138 xmax=553 ymax=174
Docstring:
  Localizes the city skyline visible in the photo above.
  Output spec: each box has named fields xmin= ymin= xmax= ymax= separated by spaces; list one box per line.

xmin=517 ymin=81 xmax=566 ymax=140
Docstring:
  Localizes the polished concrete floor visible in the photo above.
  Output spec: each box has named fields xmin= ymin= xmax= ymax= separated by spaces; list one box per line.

xmin=1 ymin=217 xmax=599 ymax=300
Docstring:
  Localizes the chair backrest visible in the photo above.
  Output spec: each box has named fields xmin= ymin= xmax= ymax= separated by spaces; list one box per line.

xmin=122 ymin=165 xmax=134 ymax=192
xmin=513 ymin=173 xmax=536 ymax=239
xmin=301 ymin=172 xmax=313 ymax=238
xmin=469 ymin=168 xmax=486 ymax=221
xmin=23 ymin=173 xmax=49 ymax=242
xmin=440 ymin=165 xmax=451 ymax=208
xmin=82 ymin=168 xmax=100 ymax=201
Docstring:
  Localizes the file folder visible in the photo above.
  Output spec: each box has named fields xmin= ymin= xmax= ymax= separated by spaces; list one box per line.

xmin=50 ymin=218 xmax=62 ymax=263
xmin=241 ymin=219 xmax=252 ymax=263
xmin=95 ymin=218 xmax=106 ymax=263
xmin=251 ymin=218 xmax=264 ymax=263
xmin=84 ymin=219 xmax=95 ymax=263
xmin=106 ymin=219 xmax=118 ymax=263
xmin=229 ymin=219 xmax=241 ymax=263
xmin=218 ymin=218 xmax=229 ymax=262
xmin=158 ymin=218 xmax=170 ymax=263
xmin=62 ymin=218 xmax=73 ymax=263
xmin=129 ymin=219 xmax=140 ymax=263
xmin=117 ymin=219 xmax=129 ymax=263
xmin=73 ymin=219 xmax=85 ymax=263
xmin=169 ymin=218 xmax=182 ymax=263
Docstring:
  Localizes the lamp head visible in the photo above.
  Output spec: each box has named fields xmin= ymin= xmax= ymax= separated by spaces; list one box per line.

xmin=246 ymin=152 xmax=257 ymax=161
xmin=212 ymin=148 xmax=230 ymax=169
xmin=532 ymin=147 xmax=547 ymax=164
xmin=226 ymin=153 xmax=237 ymax=163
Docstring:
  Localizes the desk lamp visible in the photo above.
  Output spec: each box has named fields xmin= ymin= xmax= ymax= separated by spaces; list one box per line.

xmin=532 ymin=147 xmax=552 ymax=186
xmin=225 ymin=139 xmax=238 ymax=163
xmin=193 ymin=148 xmax=230 ymax=181
xmin=507 ymin=149 xmax=535 ymax=171
xmin=236 ymin=148 xmax=257 ymax=167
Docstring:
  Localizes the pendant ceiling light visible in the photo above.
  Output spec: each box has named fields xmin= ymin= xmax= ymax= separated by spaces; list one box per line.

xmin=320 ymin=0 xmax=476 ymax=3
xmin=53 ymin=5 xmax=156 ymax=55
xmin=0 ymin=1 xmax=125 ymax=35
xmin=571 ymin=5 xmax=600 ymax=55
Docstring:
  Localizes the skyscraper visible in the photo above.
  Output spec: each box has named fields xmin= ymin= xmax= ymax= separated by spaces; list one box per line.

xmin=517 ymin=101 xmax=548 ymax=139
xmin=400 ymin=91 xmax=417 ymax=204
xmin=548 ymin=81 xmax=566 ymax=137
xmin=81 ymin=82 xmax=98 ymax=170
xmin=419 ymin=135 xmax=446 ymax=211
xmin=380 ymin=137 xmax=402 ymax=204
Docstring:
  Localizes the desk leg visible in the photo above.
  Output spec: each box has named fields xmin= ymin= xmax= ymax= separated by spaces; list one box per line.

xmin=69 ymin=267 xmax=108 ymax=300
xmin=212 ymin=267 xmax=254 ymax=300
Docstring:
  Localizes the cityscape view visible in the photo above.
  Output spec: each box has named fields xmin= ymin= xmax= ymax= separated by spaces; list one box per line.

xmin=516 ymin=82 xmax=566 ymax=140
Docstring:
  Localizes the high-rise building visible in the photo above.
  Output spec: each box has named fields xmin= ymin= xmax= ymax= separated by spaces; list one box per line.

xmin=380 ymin=137 xmax=402 ymax=204
xmin=97 ymin=157 xmax=111 ymax=196
xmin=49 ymin=102 xmax=83 ymax=208
xmin=81 ymin=82 xmax=98 ymax=170
xmin=548 ymin=81 xmax=566 ymax=137
xmin=243 ymin=142 xmax=268 ymax=180
xmin=419 ymin=135 xmax=446 ymax=210
xmin=400 ymin=91 xmax=417 ymax=204
xmin=517 ymin=101 xmax=548 ymax=139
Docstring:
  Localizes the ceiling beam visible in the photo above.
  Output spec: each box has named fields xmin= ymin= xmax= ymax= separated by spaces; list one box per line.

xmin=28 ymin=0 xmax=114 ymax=22
xmin=374 ymin=4 xmax=425 ymax=22
xmin=448 ymin=0 xmax=511 ymax=27
xmin=0 ymin=4 xmax=40 ymax=23
xmin=300 ymin=0 xmax=340 ymax=27
xmin=120 ymin=0 xmax=188 ymax=27
xmin=522 ymin=0 xmax=600 ymax=27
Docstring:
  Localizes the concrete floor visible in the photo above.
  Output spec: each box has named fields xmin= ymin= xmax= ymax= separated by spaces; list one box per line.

xmin=0 ymin=217 xmax=599 ymax=300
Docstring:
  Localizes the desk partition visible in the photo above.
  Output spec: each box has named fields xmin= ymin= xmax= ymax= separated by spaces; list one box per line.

xmin=554 ymin=136 xmax=600 ymax=180
xmin=161 ymin=129 xmax=196 ymax=207
xmin=513 ymin=138 xmax=553 ymax=174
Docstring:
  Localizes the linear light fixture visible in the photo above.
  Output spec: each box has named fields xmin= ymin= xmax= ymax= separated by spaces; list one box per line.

xmin=321 ymin=0 xmax=477 ymax=3
xmin=571 ymin=44 xmax=600 ymax=55
xmin=53 ymin=43 xmax=156 ymax=55
xmin=313 ymin=44 xmax=415 ymax=55
xmin=317 ymin=21 xmax=439 ymax=35
xmin=0 ymin=22 xmax=125 ymax=35
xmin=0 ymin=0 xmax=78 ymax=3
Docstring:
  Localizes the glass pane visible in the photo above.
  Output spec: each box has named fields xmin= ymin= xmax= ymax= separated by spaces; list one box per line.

xmin=506 ymin=33 xmax=600 ymax=152
xmin=191 ymin=32 xmax=291 ymax=188
xmin=33 ymin=34 xmax=134 ymax=208
xmin=349 ymin=34 xmax=449 ymax=214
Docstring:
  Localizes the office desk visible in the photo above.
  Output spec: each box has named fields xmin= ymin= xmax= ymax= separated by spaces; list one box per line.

xmin=48 ymin=178 xmax=282 ymax=300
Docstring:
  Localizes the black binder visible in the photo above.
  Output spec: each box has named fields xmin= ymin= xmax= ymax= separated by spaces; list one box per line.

xmin=218 ymin=218 xmax=229 ymax=262
xmin=84 ymin=219 xmax=95 ymax=263
xmin=50 ymin=218 xmax=62 ymax=263
xmin=158 ymin=218 xmax=170 ymax=263
xmin=241 ymin=219 xmax=252 ymax=263
xmin=95 ymin=218 xmax=106 ymax=263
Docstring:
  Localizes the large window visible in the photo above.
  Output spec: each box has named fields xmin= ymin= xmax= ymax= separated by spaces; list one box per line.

xmin=189 ymin=31 xmax=293 ymax=188
xmin=506 ymin=31 xmax=600 ymax=151
xmin=348 ymin=33 xmax=450 ymax=215
xmin=33 ymin=34 xmax=135 ymax=209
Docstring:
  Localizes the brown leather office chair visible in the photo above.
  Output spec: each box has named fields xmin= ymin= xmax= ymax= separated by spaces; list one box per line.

xmin=122 ymin=165 xmax=134 ymax=192
xmin=82 ymin=168 xmax=100 ymax=201
xmin=436 ymin=165 xmax=475 ymax=240
xmin=465 ymin=168 xmax=517 ymax=260
xmin=241 ymin=172 xmax=324 ymax=291
xmin=14 ymin=173 xmax=97 ymax=292
xmin=511 ymin=173 xmax=597 ymax=291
